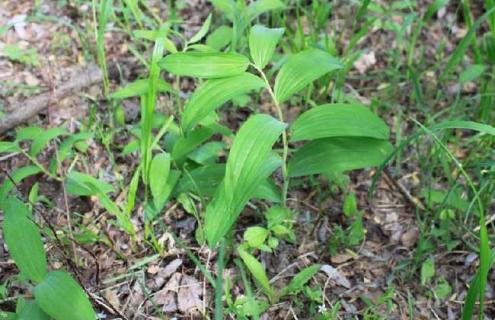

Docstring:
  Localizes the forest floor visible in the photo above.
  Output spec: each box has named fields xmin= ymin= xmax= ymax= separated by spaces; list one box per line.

xmin=1 ymin=0 xmax=494 ymax=319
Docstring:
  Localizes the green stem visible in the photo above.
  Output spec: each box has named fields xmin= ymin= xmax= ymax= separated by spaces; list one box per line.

xmin=214 ymin=239 xmax=226 ymax=320
xmin=22 ymin=150 xmax=62 ymax=182
xmin=253 ymin=65 xmax=290 ymax=205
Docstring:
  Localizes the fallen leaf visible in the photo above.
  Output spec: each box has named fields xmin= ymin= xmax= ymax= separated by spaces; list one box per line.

xmin=178 ymin=274 xmax=203 ymax=315
xmin=400 ymin=226 xmax=419 ymax=248
xmin=354 ymin=51 xmax=376 ymax=74
xmin=331 ymin=253 xmax=353 ymax=264
xmin=152 ymin=258 xmax=183 ymax=289
xmin=104 ymin=289 xmax=120 ymax=310
xmin=147 ymin=264 xmax=160 ymax=275
xmin=320 ymin=264 xmax=351 ymax=289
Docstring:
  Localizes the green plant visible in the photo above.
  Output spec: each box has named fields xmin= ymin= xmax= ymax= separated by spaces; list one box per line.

xmin=2 ymin=45 xmax=40 ymax=66
xmin=106 ymin=7 xmax=392 ymax=315
xmin=12 ymin=0 xmax=495 ymax=317
xmin=1 ymin=197 xmax=95 ymax=320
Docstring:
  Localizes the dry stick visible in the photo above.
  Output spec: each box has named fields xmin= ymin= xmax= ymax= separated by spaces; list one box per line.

xmin=382 ymin=168 xmax=426 ymax=211
xmin=0 ymin=60 xmax=130 ymax=135
xmin=4 ymin=172 xmax=126 ymax=319
xmin=0 ymin=64 xmax=102 ymax=134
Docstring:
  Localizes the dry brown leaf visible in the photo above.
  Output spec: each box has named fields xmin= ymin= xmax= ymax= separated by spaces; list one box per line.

xmin=177 ymin=274 xmax=203 ymax=315
xmin=320 ymin=264 xmax=351 ymax=289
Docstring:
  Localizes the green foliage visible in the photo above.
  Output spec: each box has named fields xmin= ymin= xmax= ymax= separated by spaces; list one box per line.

xmin=67 ymin=171 xmax=135 ymax=235
xmin=290 ymin=103 xmax=389 ymax=142
xmin=288 ymin=138 xmax=392 ymax=177
xmin=274 ymin=49 xmax=342 ymax=103
xmin=243 ymin=226 xmax=269 ymax=248
xmin=280 ymin=264 xmax=321 ymax=297
xmin=1 ymin=4 xmax=403 ymax=318
xmin=204 ymin=114 xmax=285 ymax=246
xmin=181 ymin=73 xmax=265 ymax=132
xmin=2 ymin=45 xmax=40 ymax=66
xmin=249 ymin=25 xmax=284 ymax=69
xmin=16 ymin=299 xmax=49 ymax=320
xmin=149 ymin=152 xmax=171 ymax=207
xmin=238 ymin=248 xmax=274 ymax=301
xmin=34 ymin=271 xmax=96 ymax=320
xmin=420 ymin=258 xmax=435 ymax=285
xmin=0 ymin=166 xmax=42 ymax=201
xmin=111 ymin=78 xmax=172 ymax=99
xmin=160 ymin=52 xmax=250 ymax=78
xmin=2 ymin=197 xmax=47 ymax=283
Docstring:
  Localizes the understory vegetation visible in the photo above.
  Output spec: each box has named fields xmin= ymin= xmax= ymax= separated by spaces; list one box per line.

xmin=1 ymin=0 xmax=495 ymax=319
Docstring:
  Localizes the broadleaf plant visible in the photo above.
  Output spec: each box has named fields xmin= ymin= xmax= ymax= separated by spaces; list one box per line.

xmin=1 ymin=197 xmax=95 ymax=319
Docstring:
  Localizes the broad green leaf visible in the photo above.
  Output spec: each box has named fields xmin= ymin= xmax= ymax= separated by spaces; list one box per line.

xmin=253 ymin=178 xmax=281 ymax=203
xmin=17 ymin=300 xmax=49 ymax=320
xmin=2 ymin=197 xmax=47 ymax=283
xmin=66 ymin=171 xmax=115 ymax=196
xmin=266 ymin=206 xmax=292 ymax=228
xmin=274 ymin=48 xmax=343 ymax=103
xmin=238 ymin=248 xmax=274 ymax=300
xmin=460 ymin=64 xmax=486 ymax=83
xmin=244 ymin=226 xmax=269 ymax=248
xmin=209 ymin=0 xmax=233 ymax=16
xmin=206 ymin=26 xmax=233 ymax=50
xmin=160 ymin=52 xmax=250 ymax=78
xmin=280 ymin=264 xmax=321 ymax=297
xmin=434 ymin=279 xmax=452 ymax=300
xmin=182 ymin=73 xmax=265 ymax=131
xmin=175 ymin=164 xmax=225 ymax=196
xmin=0 ymin=141 xmax=20 ymax=153
xmin=34 ymin=271 xmax=96 ymax=320
xmin=205 ymin=115 xmax=285 ymax=246
xmin=290 ymin=103 xmax=389 ymax=142
xmin=17 ymin=127 xmax=68 ymax=157
xmin=142 ymin=24 xmax=169 ymax=185
xmin=187 ymin=141 xmax=224 ymax=164
xmin=249 ymin=25 xmax=284 ymax=69
xmin=0 ymin=311 xmax=16 ymax=319
xmin=420 ymin=258 xmax=435 ymax=285
xmin=343 ymin=192 xmax=358 ymax=217
xmin=145 ymin=170 xmax=181 ymax=221
xmin=171 ymin=126 xmax=217 ymax=161
xmin=288 ymin=137 xmax=393 ymax=177
xmin=110 ymin=79 xmax=172 ymax=99
xmin=189 ymin=14 xmax=212 ymax=44
xmin=150 ymin=152 xmax=171 ymax=206
xmin=175 ymin=164 xmax=280 ymax=202
xmin=58 ymin=132 xmax=94 ymax=163
xmin=0 ymin=166 xmax=42 ymax=201
xmin=16 ymin=127 xmax=43 ymax=141
xmin=247 ymin=0 xmax=285 ymax=19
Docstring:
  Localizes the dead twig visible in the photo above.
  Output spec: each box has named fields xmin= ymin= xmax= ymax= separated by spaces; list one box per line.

xmin=0 ymin=60 xmax=134 ymax=135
